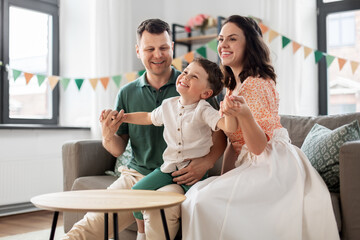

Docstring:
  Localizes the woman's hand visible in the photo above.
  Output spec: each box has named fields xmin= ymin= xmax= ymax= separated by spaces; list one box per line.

xmin=220 ymin=95 xmax=251 ymax=119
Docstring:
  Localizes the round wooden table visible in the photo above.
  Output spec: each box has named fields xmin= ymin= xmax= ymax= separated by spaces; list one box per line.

xmin=31 ymin=189 xmax=186 ymax=240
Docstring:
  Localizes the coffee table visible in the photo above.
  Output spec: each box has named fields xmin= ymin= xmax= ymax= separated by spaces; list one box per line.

xmin=30 ymin=189 xmax=186 ymax=240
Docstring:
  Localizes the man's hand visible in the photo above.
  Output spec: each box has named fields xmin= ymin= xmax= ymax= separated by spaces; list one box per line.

xmin=99 ymin=109 xmax=126 ymax=141
xmin=171 ymin=156 xmax=212 ymax=185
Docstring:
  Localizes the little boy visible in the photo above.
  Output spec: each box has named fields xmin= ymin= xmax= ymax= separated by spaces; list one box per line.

xmin=121 ymin=58 xmax=238 ymax=240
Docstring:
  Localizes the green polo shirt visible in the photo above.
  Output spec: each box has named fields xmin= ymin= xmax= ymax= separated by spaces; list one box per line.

xmin=115 ymin=67 xmax=181 ymax=175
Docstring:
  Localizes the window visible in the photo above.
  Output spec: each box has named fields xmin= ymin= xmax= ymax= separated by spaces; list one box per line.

xmin=317 ymin=0 xmax=360 ymax=115
xmin=0 ymin=0 xmax=59 ymax=124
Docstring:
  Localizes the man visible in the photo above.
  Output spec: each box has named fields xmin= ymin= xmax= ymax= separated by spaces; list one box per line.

xmin=63 ymin=18 xmax=226 ymax=240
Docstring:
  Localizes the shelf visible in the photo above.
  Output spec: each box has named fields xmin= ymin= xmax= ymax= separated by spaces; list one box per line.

xmin=175 ymin=34 xmax=217 ymax=45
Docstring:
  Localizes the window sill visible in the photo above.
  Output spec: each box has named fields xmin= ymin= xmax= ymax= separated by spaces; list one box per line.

xmin=0 ymin=124 xmax=91 ymax=130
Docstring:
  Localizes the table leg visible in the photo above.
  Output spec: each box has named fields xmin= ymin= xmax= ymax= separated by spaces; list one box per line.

xmin=49 ymin=211 xmax=59 ymax=240
xmin=104 ymin=213 xmax=108 ymax=240
xmin=160 ymin=209 xmax=170 ymax=240
xmin=113 ymin=213 xmax=119 ymax=240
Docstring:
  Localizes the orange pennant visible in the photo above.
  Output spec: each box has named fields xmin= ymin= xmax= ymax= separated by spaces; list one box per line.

xmin=48 ymin=76 xmax=59 ymax=90
xmin=172 ymin=58 xmax=182 ymax=71
xmin=337 ymin=58 xmax=347 ymax=71
xmin=292 ymin=42 xmax=301 ymax=54
xmin=89 ymin=78 xmax=98 ymax=90
xmin=100 ymin=77 xmax=110 ymax=89
xmin=350 ymin=61 xmax=359 ymax=74
xmin=303 ymin=46 xmax=312 ymax=59
xmin=125 ymin=72 xmax=137 ymax=82
xmin=268 ymin=30 xmax=279 ymax=43
xmin=24 ymin=72 xmax=34 ymax=84
xmin=184 ymin=51 xmax=194 ymax=63
xmin=259 ymin=23 xmax=269 ymax=35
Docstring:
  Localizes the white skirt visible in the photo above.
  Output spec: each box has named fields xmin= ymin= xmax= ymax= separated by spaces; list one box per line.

xmin=181 ymin=128 xmax=339 ymax=240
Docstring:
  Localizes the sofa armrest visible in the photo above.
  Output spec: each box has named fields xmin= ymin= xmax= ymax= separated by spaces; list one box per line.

xmin=339 ymin=140 xmax=360 ymax=239
xmin=62 ymin=140 xmax=116 ymax=191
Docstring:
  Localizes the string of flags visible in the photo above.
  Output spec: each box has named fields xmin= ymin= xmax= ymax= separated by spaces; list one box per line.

xmin=1 ymin=21 xmax=359 ymax=92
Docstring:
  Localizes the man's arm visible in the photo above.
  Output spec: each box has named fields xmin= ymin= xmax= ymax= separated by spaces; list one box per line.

xmin=172 ymin=129 xmax=227 ymax=185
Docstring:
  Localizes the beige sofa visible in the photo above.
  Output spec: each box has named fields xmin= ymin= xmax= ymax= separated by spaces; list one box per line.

xmin=62 ymin=113 xmax=360 ymax=239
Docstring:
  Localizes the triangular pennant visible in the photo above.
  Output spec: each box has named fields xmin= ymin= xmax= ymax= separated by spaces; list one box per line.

xmin=268 ymin=30 xmax=279 ymax=43
xmin=303 ymin=46 xmax=312 ymax=59
xmin=112 ymin=75 xmax=121 ymax=88
xmin=325 ymin=55 xmax=335 ymax=68
xmin=100 ymin=77 xmax=110 ymax=89
xmin=12 ymin=69 xmax=22 ymax=81
xmin=281 ymin=36 xmax=291 ymax=49
xmin=338 ymin=58 xmax=347 ymax=71
xmin=36 ymin=74 xmax=46 ymax=86
xmin=292 ymin=42 xmax=301 ymax=54
xmin=48 ymin=76 xmax=59 ymax=90
xmin=172 ymin=58 xmax=182 ymax=71
xmin=259 ymin=23 xmax=269 ymax=35
xmin=350 ymin=61 xmax=359 ymax=74
xmin=24 ymin=72 xmax=34 ymax=84
xmin=138 ymin=69 xmax=146 ymax=77
xmin=206 ymin=38 xmax=218 ymax=52
xmin=74 ymin=78 xmax=84 ymax=91
xmin=89 ymin=78 xmax=98 ymax=90
xmin=184 ymin=51 xmax=194 ymax=63
xmin=196 ymin=46 xmax=207 ymax=58
xmin=314 ymin=51 xmax=324 ymax=63
xmin=125 ymin=72 xmax=137 ymax=82
xmin=60 ymin=78 xmax=71 ymax=91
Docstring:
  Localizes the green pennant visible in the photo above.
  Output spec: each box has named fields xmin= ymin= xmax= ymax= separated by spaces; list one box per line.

xmin=207 ymin=38 xmax=218 ymax=52
xmin=60 ymin=78 xmax=71 ymax=91
xmin=112 ymin=75 xmax=122 ymax=88
xmin=36 ymin=74 xmax=46 ymax=86
xmin=282 ymin=36 xmax=291 ymax=49
xmin=314 ymin=51 xmax=324 ymax=63
xmin=74 ymin=78 xmax=84 ymax=91
xmin=138 ymin=69 xmax=146 ymax=77
xmin=196 ymin=46 xmax=207 ymax=58
xmin=12 ymin=69 xmax=22 ymax=81
xmin=325 ymin=55 xmax=335 ymax=68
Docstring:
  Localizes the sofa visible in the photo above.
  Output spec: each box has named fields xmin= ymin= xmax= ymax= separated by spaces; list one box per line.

xmin=62 ymin=113 xmax=360 ymax=240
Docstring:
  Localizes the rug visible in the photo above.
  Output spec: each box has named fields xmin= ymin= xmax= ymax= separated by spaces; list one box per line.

xmin=0 ymin=226 xmax=64 ymax=240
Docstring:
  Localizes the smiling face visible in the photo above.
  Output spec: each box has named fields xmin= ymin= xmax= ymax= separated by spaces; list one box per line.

xmin=217 ymin=22 xmax=246 ymax=75
xmin=176 ymin=62 xmax=213 ymax=105
xmin=136 ymin=30 xmax=173 ymax=79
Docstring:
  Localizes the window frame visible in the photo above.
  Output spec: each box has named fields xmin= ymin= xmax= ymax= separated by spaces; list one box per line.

xmin=317 ymin=0 xmax=360 ymax=115
xmin=0 ymin=0 xmax=59 ymax=125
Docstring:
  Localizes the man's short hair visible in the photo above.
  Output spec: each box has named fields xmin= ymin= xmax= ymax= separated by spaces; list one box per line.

xmin=137 ymin=19 xmax=172 ymax=43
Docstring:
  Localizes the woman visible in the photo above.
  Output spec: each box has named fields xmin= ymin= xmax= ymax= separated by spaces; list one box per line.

xmin=181 ymin=15 xmax=339 ymax=240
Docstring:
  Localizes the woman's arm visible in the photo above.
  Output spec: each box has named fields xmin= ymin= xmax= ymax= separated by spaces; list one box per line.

xmin=123 ymin=112 xmax=152 ymax=125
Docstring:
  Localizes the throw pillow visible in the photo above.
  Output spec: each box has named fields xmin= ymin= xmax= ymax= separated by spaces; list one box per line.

xmin=105 ymin=141 xmax=133 ymax=177
xmin=301 ymin=120 xmax=360 ymax=193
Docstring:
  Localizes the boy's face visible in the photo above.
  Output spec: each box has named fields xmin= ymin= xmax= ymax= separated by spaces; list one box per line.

xmin=176 ymin=62 xmax=213 ymax=104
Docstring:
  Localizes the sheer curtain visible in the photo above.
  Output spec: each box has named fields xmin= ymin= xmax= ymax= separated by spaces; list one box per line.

xmin=260 ymin=0 xmax=318 ymax=116
xmin=59 ymin=0 xmax=134 ymax=138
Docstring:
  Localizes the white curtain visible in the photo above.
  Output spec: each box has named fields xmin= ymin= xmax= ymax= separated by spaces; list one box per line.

xmin=260 ymin=0 xmax=318 ymax=116
xmin=59 ymin=0 xmax=134 ymax=138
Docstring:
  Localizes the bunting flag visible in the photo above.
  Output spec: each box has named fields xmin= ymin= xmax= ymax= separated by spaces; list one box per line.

xmin=325 ymin=55 xmax=335 ymax=68
xmin=196 ymin=46 xmax=207 ymax=58
xmin=184 ymin=51 xmax=194 ymax=63
xmin=100 ymin=77 xmax=110 ymax=89
xmin=24 ymin=72 xmax=34 ymax=84
xmin=259 ymin=22 xmax=269 ymax=35
xmin=60 ymin=78 xmax=71 ymax=90
xmin=292 ymin=42 xmax=301 ymax=54
xmin=304 ymin=46 xmax=313 ymax=59
xmin=125 ymin=72 xmax=137 ymax=82
xmin=48 ymin=76 xmax=59 ymax=90
xmin=351 ymin=61 xmax=359 ymax=74
xmin=112 ymin=75 xmax=121 ymax=88
xmin=89 ymin=78 xmax=98 ymax=90
xmin=172 ymin=58 xmax=182 ymax=71
xmin=314 ymin=51 xmax=324 ymax=64
xmin=37 ymin=74 xmax=46 ymax=86
xmin=13 ymin=69 xmax=22 ymax=81
xmin=282 ymin=36 xmax=291 ymax=49
xmin=207 ymin=38 xmax=218 ymax=52
xmin=268 ymin=30 xmax=279 ymax=43
xmin=75 ymin=78 xmax=84 ymax=90
xmin=338 ymin=58 xmax=347 ymax=71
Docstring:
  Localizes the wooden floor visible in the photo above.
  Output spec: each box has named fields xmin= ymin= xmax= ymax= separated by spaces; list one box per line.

xmin=0 ymin=210 xmax=63 ymax=237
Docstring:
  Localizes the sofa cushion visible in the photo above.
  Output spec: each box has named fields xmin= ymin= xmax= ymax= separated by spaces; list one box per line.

xmin=301 ymin=120 xmax=360 ymax=192
xmin=105 ymin=141 xmax=133 ymax=177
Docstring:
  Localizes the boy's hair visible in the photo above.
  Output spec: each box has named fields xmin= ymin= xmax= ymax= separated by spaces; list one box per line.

xmin=137 ymin=19 xmax=172 ymax=43
xmin=193 ymin=58 xmax=224 ymax=97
